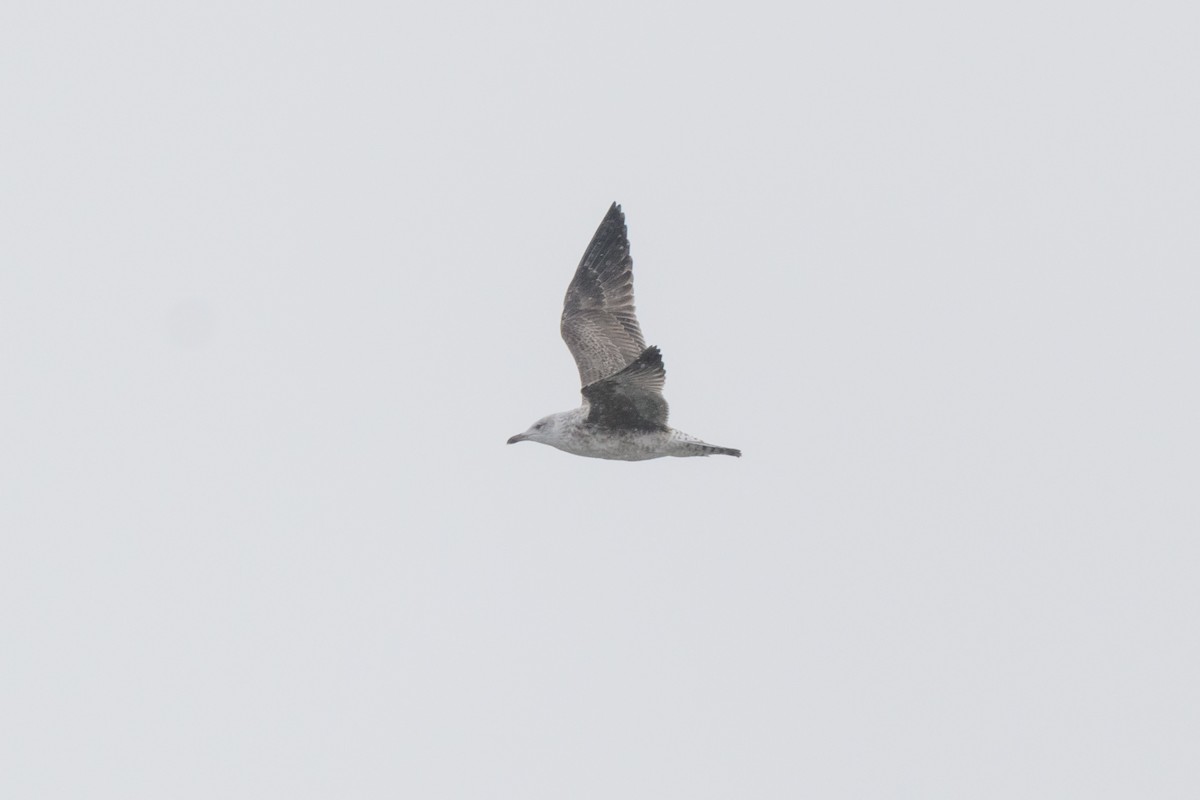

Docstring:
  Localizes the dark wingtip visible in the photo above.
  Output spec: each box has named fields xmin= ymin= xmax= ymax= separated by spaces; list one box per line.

xmin=586 ymin=202 xmax=627 ymax=250
xmin=638 ymin=345 xmax=662 ymax=366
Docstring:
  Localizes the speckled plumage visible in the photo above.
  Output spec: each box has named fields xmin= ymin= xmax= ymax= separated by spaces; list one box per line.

xmin=508 ymin=203 xmax=740 ymax=461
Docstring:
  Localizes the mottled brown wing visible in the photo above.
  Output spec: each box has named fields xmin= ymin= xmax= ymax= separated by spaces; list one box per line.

xmin=581 ymin=346 xmax=669 ymax=431
xmin=560 ymin=203 xmax=647 ymax=387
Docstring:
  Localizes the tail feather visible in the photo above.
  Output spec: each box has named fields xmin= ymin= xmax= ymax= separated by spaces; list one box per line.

xmin=684 ymin=441 xmax=741 ymax=458
xmin=669 ymin=431 xmax=741 ymax=458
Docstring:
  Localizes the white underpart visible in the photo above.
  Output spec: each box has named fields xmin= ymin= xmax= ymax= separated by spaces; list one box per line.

xmin=516 ymin=407 xmax=734 ymax=461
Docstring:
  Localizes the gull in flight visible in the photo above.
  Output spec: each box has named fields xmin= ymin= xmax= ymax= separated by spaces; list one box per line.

xmin=508 ymin=203 xmax=741 ymax=460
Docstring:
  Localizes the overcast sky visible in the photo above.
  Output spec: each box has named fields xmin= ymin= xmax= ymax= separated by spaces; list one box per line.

xmin=3 ymin=2 xmax=1198 ymax=798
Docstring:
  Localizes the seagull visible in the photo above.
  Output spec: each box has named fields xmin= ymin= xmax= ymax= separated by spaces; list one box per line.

xmin=507 ymin=203 xmax=741 ymax=460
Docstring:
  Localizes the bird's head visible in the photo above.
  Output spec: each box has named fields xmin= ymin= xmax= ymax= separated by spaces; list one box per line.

xmin=507 ymin=414 xmax=565 ymax=447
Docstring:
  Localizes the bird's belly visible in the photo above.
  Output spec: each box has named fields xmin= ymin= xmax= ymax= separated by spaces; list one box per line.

xmin=553 ymin=429 xmax=669 ymax=461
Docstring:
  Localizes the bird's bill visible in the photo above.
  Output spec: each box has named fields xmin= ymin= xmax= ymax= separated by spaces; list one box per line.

xmin=506 ymin=433 xmax=527 ymax=444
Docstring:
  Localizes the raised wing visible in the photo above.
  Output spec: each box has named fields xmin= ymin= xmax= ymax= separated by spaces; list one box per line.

xmin=581 ymin=345 xmax=669 ymax=431
xmin=560 ymin=203 xmax=647 ymax=387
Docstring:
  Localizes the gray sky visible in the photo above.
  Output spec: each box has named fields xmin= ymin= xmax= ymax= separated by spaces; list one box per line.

xmin=3 ymin=2 xmax=1198 ymax=798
